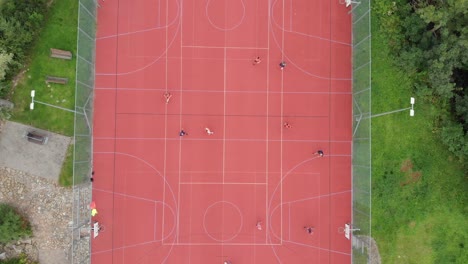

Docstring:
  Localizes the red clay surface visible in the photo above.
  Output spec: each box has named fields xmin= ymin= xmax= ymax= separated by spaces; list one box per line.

xmin=92 ymin=0 xmax=352 ymax=263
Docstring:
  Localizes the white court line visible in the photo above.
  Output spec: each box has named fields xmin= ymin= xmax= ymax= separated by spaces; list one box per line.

xmin=94 ymin=188 xmax=160 ymax=204
xmin=91 ymin=169 xmax=318 ymax=175
xmin=95 ymin=87 xmax=352 ymax=94
xmin=96 ymin=0 xmax=181 ymax=40
xmin=290 ymin=0 xmax=293 ymax=31
xmin=154 ymin=201 xmax=158 ymax=241
xmin=282 ymin=239 xmax=351 ymax=256
xmin=157 ymin=0 xmax=160 ymax=27
xmin=94 ymin=136 xmax=352 ymax=144
xmin=160 ymin=0 xmax=172 ymax=245
xmin=173 ymin=170 xmax=317 ymax=174
xmin=222 ymin=46 xmax=227 ymax=184
xmin=176 ymin=0 xmax=184 ymax=244
xmin=280 ymin=0 xmax=286 ymax=244
xmin=92 ymin=240 xmax=156 ymax=255
xmin=270 ymin=190 xmax=352 ymax=211
xmin=288 ymin=203 xmax=291 ymax=240
xmin=182 ymin=45 xmax=269 ymax=50
xmin=180 ymin=182 xmax=267 ymax=185
xmin=269 ymin=1 xmax=351 ymax=46
xmin=288 ymin=204 xmax=291 ymax=240
xmin=166 ymin=242 xmax=281 ymax=246
xmin=264 ymin=0 xmax=272 ymax=245
xmin=220 ymin=11 xmax=228 ymax=261
xmin=288 ymin=190 xmax=352 ymax=205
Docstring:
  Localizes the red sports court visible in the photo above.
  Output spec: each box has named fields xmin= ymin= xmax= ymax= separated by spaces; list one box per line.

xmin=92 ymin=0 xmax=352 ymax=263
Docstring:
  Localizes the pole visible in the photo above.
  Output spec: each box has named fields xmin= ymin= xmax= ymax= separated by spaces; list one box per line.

xmin=369 ymin=107 xmax=411 ymax=118
xmin=30 ymin=90 xmax=81 ymax=114
xmin=356 ymin=97 xmax=415 ymax=121
xmin=33 ymin=100 xmax=79 ymax=114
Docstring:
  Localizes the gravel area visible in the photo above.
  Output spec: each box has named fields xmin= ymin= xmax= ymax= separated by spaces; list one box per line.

xmin=0 ymin=167 xmax=72 ymax=263
xmin=0 ymin=120 xmax=76 ymax=263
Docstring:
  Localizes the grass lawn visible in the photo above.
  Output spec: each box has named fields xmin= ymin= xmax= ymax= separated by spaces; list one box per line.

xmin=9 ymin=0 xmax=78 ymax=186
xmin=371 ymin=8 xmax=468 ymax=264
xmin=9 ymin=0 xmax=78 ymax=136
xmin=59 ymin=143 xmax=74 ymax=187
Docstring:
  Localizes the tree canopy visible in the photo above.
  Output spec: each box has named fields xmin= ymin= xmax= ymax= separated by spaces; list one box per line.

xmin=0 ymin=0 xmax=47 ymax=95
xmin=375 ymin=0 xmax=468 ymax=162
xmin=0 ymin=203 xmax=32 ymax=244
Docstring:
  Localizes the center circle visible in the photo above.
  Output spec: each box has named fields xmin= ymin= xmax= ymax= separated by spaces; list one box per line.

xmin=206 ymin=0 xmax=246 ymax=31
xmin=203 ymin=201 xmax=243 ymax=242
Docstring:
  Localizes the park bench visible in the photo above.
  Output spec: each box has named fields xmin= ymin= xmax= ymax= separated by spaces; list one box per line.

xmin=50 ymin=48 xmax=72 ymax=60
xmin=26 ymin=131 xmax=48 ymax=145
xmin=46 ymin=76 xmax=68 ymax=84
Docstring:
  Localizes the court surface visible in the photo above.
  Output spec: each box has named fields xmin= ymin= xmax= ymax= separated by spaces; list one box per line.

xmin=92 ymin=0 xmax=352 ymax=263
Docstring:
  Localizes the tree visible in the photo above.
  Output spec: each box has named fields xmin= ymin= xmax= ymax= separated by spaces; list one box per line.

xmin=0 ymin=204 xmax=32 ymax=244
xmin=376 ymin=0 xmax=468 ymax=161
xmin=0 ymin=0 xmax=48 ymax=86
xmin=0 ymin=51 xmax=13 ymax=81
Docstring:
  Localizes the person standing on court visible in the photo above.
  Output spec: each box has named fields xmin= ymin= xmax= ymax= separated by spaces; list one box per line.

xmin=314 ymin=150 xmax=324 ymax=157
xmin=205 ymin=127 xmax=214 ymax=135
xmin=164 ymin=92 xmax=172 ymax=104
xmin=279 ymin=61 xmax=286 ymax=70
xmin=253 ymin=56 xmax=261 ymax=65
xmin=304 ymin=226 xmax=314 ymax=235
xmin=256 ymin=221 xmax=263 ymax=231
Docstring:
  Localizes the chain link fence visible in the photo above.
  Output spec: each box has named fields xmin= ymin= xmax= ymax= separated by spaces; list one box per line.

xmin=351 ymin=0 xmax=372 ymax=263
xmin=71 ymin=0 xmax=97 ymax=263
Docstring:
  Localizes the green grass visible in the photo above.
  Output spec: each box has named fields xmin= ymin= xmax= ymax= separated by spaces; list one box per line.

xmin=59 ymin=143 xmax=74 ymax=187
xmin=9 ymin=0 xmax=78 ymax=136
xmin=8 ymin=0 xmax=79 ymax=187
xmin=371 ymin=8 xmax=468 ymax=264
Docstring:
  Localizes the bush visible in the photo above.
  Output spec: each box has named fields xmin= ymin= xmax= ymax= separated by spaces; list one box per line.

xmin=441 ymin=120 xmax=468 ymax=162
xmin=0 ymin=0 xmax=48 ymax=95
xmin=0 ymin=204 xmax=32 ymax=244
xmin=374 ymin=0 xmax=468 ymax=163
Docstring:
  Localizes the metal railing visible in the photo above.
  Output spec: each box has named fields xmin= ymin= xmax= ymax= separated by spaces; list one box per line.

xmin=71 ymin=0 xmax=97 ymax=263
xmin=350 ymin=0 xmax=372 ymax=263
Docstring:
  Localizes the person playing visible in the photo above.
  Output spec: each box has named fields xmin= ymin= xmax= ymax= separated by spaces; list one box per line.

xmin=205 ymin=127 xmax=214 ymax=135
xmin=256 ymin=221 xmax=263 ymax=231
xmin=314 ymin=150 xmax=324 ymax=157
xmin=164 ymin=92 xmax=172 ymax=103
xmin=279 ymin=61 xmax=286 ymax=69
xmin=253 ymin=56 xmax=261 ymax=65
xmin=304 ymin=226 xmax=314 ymax=235
xmin=179 ymin=130 xmax=187 ymax=136
xmin=283 ymin=122 xmax=292 ymax=129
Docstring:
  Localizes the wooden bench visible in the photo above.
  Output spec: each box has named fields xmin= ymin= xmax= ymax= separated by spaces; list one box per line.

xmin=46 ymin=76 xmax=68 ymax=84
xmin=26 ymin=131 xmax=48 ymax=145
xmin=50 ymin=48 xmax=72 ymax=60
